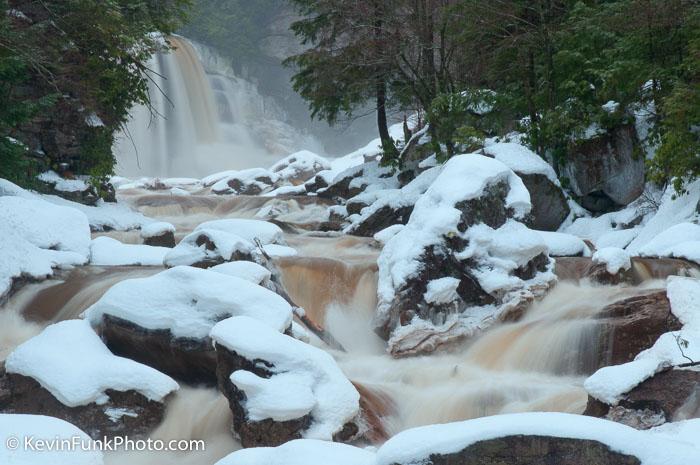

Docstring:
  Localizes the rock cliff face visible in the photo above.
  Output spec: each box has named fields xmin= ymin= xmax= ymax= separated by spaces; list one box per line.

xmin=562 ymin=124 xmax=644 ymax=212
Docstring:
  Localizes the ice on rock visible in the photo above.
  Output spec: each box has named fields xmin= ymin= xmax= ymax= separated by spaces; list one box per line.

xmin=90 ymin=236 xmax=169 ymax=266
xmin=84 ymin=266 xmax=293 ymax=339
xmin=210 ymin=316 xmax=360 ymax=440
xmin=4 ymin=320 xmax=178 ymax=407
xmin=0 ymin=414 xmax=104 ymax=465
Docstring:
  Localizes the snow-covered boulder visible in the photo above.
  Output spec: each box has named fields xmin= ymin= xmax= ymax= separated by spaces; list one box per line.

xmin=163 ymin=219 xmax=286 ymax=268
xmin=561 ymin=124 xmax=644 ymax=212
xmin=483 ymin=142 xmax=570 ymax=231
xmin=210 ymin=168 xmax=279 ymax=195
xmin=210 ymin=261 xmax=272 ymax=286
xmin=210 ymin=316 xmax=361 ymax=447
xmin=585 ymin=247 xmax=634 ymax=284
xmin=83 ymin=266 xmax=294 ymax=383
xmin=317 ymin=161 xmax=398 ymax=201
xmin=344 ymin=166 xmax=442 ymax=237
xmin=0 ymin=191 xmax=91 ymax=299
xmin=0 ymin=414 xmax=104 ymax=465
xmin=37 ymin=170 xmax=99 ymax=205
xmin=376 ymin=154 xmax=554 ymax=356
xmin=214 ymin=439 xmax=375 ymax=465
xmin=1 ymin=320 xmax=177 ymax=439
xmin=90 ymin=236 xmax=169 ymax=266
xmin=376 ymin=412 xmax=697 ymax=465
xmin=637 ymin=222 xmax=700 ymax=265
xmin=584 ymin=277 xmax=700 ymax=428
xmin=270 ymin=151 xmax=331 ymax=186
xmin=140 ymin=221 xmax=176 ymax=248
xmin=535 ymin=231 xmax=591 ymax=257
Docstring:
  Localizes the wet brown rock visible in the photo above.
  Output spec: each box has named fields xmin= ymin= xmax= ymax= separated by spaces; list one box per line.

xmin=583 ymin=261 xmax=635 ymax=285
xmin=584 ymin=369 xmax=700 ymax=428
xmin=391 ymin=435 xmax=640 ymax=465
xmin=0 ymin=369 xmax=167 ymax=440
xmin=96 ymin=315 xmax=218 ymax=385
xmin=143 ymin=230 xmax=175 ymax=248
xmin=596 ymin=291 xmax=681 ymax=367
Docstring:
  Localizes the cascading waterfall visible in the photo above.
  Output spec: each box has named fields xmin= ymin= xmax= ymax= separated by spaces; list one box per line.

xmin=114 ymin=36 xmax=322 ymax=178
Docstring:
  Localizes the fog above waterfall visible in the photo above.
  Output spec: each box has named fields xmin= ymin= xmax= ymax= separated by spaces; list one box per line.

xmin=114 ymin=12 xmax=381 ymax=178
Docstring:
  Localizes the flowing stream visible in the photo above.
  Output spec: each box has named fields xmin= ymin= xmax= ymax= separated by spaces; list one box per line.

xmin=0 ymin=190 xmax=682 ymax=464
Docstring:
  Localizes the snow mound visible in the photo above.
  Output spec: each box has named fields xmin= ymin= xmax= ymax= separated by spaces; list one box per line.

xmin=5 ymin=320 xmax=178 ymax=407
xmin=210 ymin=168 xmax=279 ymax=195
xmin=375 ymin=412 xmax=698 ymax=465
xmin=592 ymin=247 xmax=632 ymax=274
xmin=0 ymin=414 xmax=103 ymax=465
xmin=140 ymin=221 xmax=175 ymax=239
xmin=195 ymin=219 xmax=285 ymax=246
xmin=210 ymin=316 xmax=360 ymax=440
xmin=209 ymin=261 xmax=272 ymax=285
xmin=263 ymin=243 xmax=298 ymax=258
xmin=90 ymin=236 xmax=169 ymax=266
xmin=536 ymin=230 xmax=591 ymax=257
xmin=84 ymin=266 xmax=293 ymax=339
xmin=483 ymin=142 xmax=559 ymax=183
xmin=38 ymin=170 xmax=89 ymax=193
xmin=0 ymin=193 xmax=91 ymax=298
xmin=163 ymin=229 xmax=256 ymax=268
xmin=214 ymin=439 xmax=375 ymax=465
xmin=585 ymin=276 xmax=700 ymax=404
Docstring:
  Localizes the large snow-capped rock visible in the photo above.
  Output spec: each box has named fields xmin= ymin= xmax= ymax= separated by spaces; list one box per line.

xmin=270 ymin=151 xmax=331 ymax=186
xmin=483 ymin=142 xmax=570 ymax=231
xmin=1 ymin=320 xmax=177 ymax=439
xmin=561 ymin=124 xmax=644 ymax=212
xmin=376 ymin=154 xmax=554 ymax=356
xmin=375 ymin=412 xmax=697 ymax=465
xmin=140 ymin=221 xmax=176 ymax=247
xmin=0 ymin=414 xmax=104 ymax=465
xmin=317 ymin=161 xmax=399 ymax=201
xmin=214 ymin=439 xmax=375 ymax=465
xmin=89 ymin=236 xmax=170 ymax=266
xmin=584 ymin=277 xmax=700 ymax=428
xmin=210 ymin=316 xmax=361 ymax=447
xmin=84 ymin=266 xmax=294 ymax=383
xmin=163 ymin=219 xmax=286 ymax=268
xmin=0 ymin=188 xmax=91 ymax=299
xmin=209 ymin=168 xmax=280 ymax=195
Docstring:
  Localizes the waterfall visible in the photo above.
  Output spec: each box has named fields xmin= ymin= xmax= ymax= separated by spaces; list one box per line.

xmin=114 ymin=36 xmax=322 ymax=178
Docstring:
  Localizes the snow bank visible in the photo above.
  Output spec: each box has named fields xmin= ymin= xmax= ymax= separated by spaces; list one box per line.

xmin=214 ymin=439 xmax=375 ymax=465
xmin=592 ymin=247 xmax=632 ymax=274
xmin=375 ymin=412 xmax=698 ymax=465
xmin=90 ymin=236 xmax=169 ymax=266
xmin=209 ymin=261 xmax=271 ymax=285
xmin=140 ymin=221 xmax=175 ymax=239
xmin=536 ymin=230 xmax=591 ymax=257
xmin=5 ymin=320 xmax=178 ymax=407
xmin=0 ymin=192 xmax=91 ymax=298
xmin=262 ymin=243 xmax=298 ymax=258
xmin=585 ymin=276 xmax=700 ymax=404
xmin=637 ymin=223 xmax=700 ymax=264
xmin=210 ymin=316 xmax=360 ymax=440
xmin=0 ymin=414 xmax=103 ymax=465
xmin=42 ymin=195 xmax=152 ymax=231
xmin=84 ymin=266 xmax=293 ymax=339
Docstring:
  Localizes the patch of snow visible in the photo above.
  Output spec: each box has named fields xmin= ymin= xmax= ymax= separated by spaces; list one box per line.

xmin=140 ymin=221 xmax=175 ymax=239
xmin=0 ymin=414 xmax=103 ymax=465
xmin=37 ymin=171 xmax=89 ymax=193
xmin=209 ymin=261 xmax=271 ymax=285
xmin=373 ymin=224 xmax=405 ymax=244
xmin=536 ymin=230 xmax=591 ymax=257
xmin=214 ymin=439 xmax=375 ymax=465
xmin=90 ymin=236 xmax=169 ymax=266
xmin=602 ymin=100 xmax=620 ymax=113
xmin=592 ymin=247 xmax=632 ymax=274
xmin=5 ymin=320 xmax=178 ymax=407
xmin=84 ymin=266 xmax=293 ymax=339
xmin=424 ymin=277 xmax=461 ymax=305
xmin=210 ymin=316 xmax=359 ymax=440
xmin=163 ymin=229 xmax=256 ymax=268
xmin=194 ymin=219 xmax=284 ymax=245
xmin=637 ymin=223 xmax=700 ymax=264
xmin=85 ymin=112 xmax=104 ymax=127
xmin=263 ymin=243 xmax=298 ymax=258
xmin=483 ymin=142 xmax=559 ymax=184
xmin=270 ymin=150 xmax=331 ymax=184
